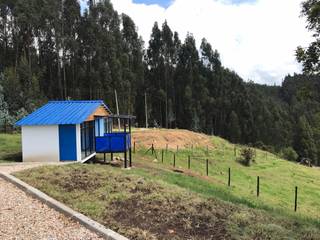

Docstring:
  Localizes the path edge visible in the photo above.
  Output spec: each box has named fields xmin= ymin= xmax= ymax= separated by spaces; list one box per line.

xmin=0 ymin=172 xmax=129 ymax=240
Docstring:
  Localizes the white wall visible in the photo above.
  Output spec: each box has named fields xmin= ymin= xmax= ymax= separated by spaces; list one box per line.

xmin=21 ymin=125 xmax=60 ymax=162
xmin=76 ymin=124 xmax=82 ymax=161
xmin=95 ymin=118 xmax=105 ymax=137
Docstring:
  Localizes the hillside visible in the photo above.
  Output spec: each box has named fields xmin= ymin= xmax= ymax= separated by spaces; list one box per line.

xmin=2 ymin=0 xmax=320 ymax=167
xmin=6 ymin=129 xmax=320 ymax=239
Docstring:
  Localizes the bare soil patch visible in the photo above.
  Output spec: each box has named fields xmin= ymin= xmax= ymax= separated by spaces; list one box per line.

xmin=132 ymin=129 xmax=214 ymax=150
xmin=105 ymin=194 xmax=232 ymax=240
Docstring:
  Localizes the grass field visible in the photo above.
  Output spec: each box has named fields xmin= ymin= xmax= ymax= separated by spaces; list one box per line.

xmin=3 ymin=131 xmax=320 ymax=239
xmin=137 ymin=136 xmax=320 ymax=220
xmin=0 ymin=134 xmax=21 ymax=163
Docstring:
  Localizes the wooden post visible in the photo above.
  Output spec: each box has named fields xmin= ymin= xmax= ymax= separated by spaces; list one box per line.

xmin=124 ymin=123 xmax=127 ymax=168
xmin=145 ymin=92 xmax=148 ymax=128
xmin=151 ymin=144 xmax=154 ymax=155
xmin=161 ymin=150 xmax=164 ymax=163
xmin=206 ymin=159 xmax=209 ymax=176
xmin=129 ymin=148 xmax=132 ymax=167
xmin=257 ymin=176 xmax=260 ymax=197
xmin=188 ymin=155 xmax=191 ymax=169
xmin=176 ymin=145 xmax=179 ymax=153
xmin=295 ymin=186 xmax=298 ymax=212
xmin=133 ymin=142 xmax=136 ymax=153
xmin=173 ymin=153 xmax=176 ymax=167
xmin=114 ymin=90 xmax=120 ymax=131
xmin=104 ymin=153 xmax=106 ymax=163
xmin=228 ymin=168 xmax=231 ymax=187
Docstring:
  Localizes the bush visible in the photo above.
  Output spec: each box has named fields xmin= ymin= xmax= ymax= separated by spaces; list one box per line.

xmin=238 ymin=148 xmax=255 ymax=166
xmin=281 ymin=147 xmax=298 ymax=162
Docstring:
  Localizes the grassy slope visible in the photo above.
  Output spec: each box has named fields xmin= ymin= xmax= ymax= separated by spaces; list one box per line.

xmin=3 ymin=131 xmax=320 ymax=239
xmin=14 ymin=164 xmax=320 ymax=240
xmin=0 ymin=134 xmax=21 ymax=163
xmin=142 ymin=136 xmax=320 ymax=219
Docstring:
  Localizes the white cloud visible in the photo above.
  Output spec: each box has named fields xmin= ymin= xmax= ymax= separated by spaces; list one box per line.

xmin=111 ymin=0 xmax=313 ymax=85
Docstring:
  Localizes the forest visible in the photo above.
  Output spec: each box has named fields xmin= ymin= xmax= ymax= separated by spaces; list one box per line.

xmin=0 ymin=0 xmax=320 ymax=165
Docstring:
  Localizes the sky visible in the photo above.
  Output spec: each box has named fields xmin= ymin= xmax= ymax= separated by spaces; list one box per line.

xmin=81 ymin=0 xmax=314 ymax=85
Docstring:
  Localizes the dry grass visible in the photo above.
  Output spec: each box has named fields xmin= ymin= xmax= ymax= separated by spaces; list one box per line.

xmin=132 ymin=128 xmax=214 ymax=150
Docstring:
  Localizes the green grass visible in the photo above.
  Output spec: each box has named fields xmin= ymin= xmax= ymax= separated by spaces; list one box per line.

xmin=14 ymin=164 xmax=320 ymax=240
xmin=0 ymin=133 xmax=21 ymax=163
xmin=4 ymin=131 xmax=320 ymax=239
xmin=134 ymin=136 xmax=320 ymax=220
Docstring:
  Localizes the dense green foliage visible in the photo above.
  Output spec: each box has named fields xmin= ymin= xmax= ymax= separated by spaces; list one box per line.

xmin=0 ymin=0 xmax=319 ymax=164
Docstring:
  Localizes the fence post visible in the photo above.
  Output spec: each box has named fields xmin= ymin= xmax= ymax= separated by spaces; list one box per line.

xmin=257 ymin=176 xmax=260 ymax=197
xmin=228 ymin=168 xmax=231 ymax=187
xmin=133 ymin=142 xmax=136 ymax=153
xmin=151 ymin=144 xmax=154 ymax=155
xmin=188 ymin=155 xmax=191 ymax=169
xmin=206 ymin=159 xmax=209 ymax=176
xmin=161 ymin=149 xmax=164 ymax=163
xmin=173 ymin=153 xmax=176 ymax=167
xmin=295 ymin=186 xmax=298 ymax=212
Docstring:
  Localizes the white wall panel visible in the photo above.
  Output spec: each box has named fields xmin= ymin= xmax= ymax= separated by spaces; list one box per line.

xmin=21 ymin=125 xmax=60 ymax=162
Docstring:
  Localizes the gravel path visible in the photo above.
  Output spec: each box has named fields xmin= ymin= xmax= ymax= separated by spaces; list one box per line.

xmin=0 ymin=178 xmax=103 ymax=240
xmin=0 ymin=163 xmax=104 ymax=240
xmin=0 ymin=162 xmax=70 ymax=174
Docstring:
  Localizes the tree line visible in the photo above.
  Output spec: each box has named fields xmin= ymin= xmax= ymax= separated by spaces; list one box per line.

xmin=0 ymin=0 xmax=319 ymax=165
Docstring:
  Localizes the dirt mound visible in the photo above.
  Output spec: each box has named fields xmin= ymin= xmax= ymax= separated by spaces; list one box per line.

xmin=132 ymin=129 xmax=214 ymax=150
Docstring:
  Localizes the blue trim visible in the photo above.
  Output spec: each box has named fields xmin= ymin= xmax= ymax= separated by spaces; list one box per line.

xmin=59 ymin=125 xmax=77 ymax=161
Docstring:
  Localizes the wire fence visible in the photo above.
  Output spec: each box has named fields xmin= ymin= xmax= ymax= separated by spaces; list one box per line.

xmin=136 ymin=142 xmax=301 ymax=213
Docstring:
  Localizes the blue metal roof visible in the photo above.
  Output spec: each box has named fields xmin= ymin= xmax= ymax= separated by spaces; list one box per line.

xmin=16 ymin=100 xmax=112 ymax=126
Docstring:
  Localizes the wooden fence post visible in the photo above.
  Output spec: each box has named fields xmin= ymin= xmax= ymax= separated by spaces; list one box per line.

xmin=133 ymin=142 xmax=136 ymax=153
xmin=295 ymin=186 xmax=298 ymax=212
xmin=206 ymin=159 xmax=209 ymax=176
xmin=228 ymin=168 xmax=231 ymax=187
xmin=161 ymin=149 xmax=164 ymax=163
xmin=151 ymin=144 xmax=154 ymax=155
xmin=188 ymin=155 xmax=191 ymax=169
xmin=257 ymin=176 xmax=260 ymax=197
xmin=173 ymin=153 xmax=176 ymax=167
xmin=234 ymin=147 xmax=236 ymax=157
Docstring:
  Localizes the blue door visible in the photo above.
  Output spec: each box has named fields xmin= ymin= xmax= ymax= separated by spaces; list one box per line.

xmin=59 ymin=125 xmax=77 ymax=161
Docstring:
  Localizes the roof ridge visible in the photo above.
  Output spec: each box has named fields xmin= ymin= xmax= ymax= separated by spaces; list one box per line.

xmin=48 ymin=100 xmax=103 ymax=103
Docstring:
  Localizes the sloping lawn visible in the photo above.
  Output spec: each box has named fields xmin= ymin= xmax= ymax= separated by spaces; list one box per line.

xmin=15 ymin=164 xmax=320 ymax=240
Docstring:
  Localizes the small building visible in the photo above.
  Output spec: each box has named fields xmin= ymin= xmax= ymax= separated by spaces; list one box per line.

xmin=16 ymin=100 xmax=112 ymax=163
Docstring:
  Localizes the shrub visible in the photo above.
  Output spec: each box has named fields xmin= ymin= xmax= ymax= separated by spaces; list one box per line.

xmin=238 ymin=148 xmax=255 ymax=166
xmin=281 ymin=147 xmax=298 ymax=162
